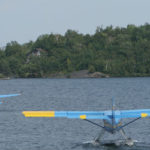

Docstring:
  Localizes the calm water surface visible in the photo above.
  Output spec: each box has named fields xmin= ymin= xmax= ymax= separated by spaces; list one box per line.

xmin=0 ymin=78 xmax=150 ymax=150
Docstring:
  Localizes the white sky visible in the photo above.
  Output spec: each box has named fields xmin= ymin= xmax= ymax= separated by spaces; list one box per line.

xmin=0 ymin=0 xmax=150 ymax=47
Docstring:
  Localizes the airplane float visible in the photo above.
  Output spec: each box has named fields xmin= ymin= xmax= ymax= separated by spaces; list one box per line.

xmin=22 ymin=99 xmax=150 ymax=147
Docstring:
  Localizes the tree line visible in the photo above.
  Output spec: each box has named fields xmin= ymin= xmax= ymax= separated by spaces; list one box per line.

xmin=1 ymin=23 xmax=150 ymax=78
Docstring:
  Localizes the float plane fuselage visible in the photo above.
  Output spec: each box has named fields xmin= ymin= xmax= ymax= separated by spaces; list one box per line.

xmin=22 ymin=99 xmax=150 ymax=146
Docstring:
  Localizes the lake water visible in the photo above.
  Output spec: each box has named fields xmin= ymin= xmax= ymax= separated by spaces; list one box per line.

xmin=0 ymin=78 xmax=150 ymax=150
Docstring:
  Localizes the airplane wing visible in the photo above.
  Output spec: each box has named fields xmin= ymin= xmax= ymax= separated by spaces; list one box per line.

xmin=22 ymin=109 xmax=150 ymax=119
xmin=0 ymin=94 xmax=21 ymax=98
xmin=119 ymin=109 xmax=150 ymax=118
xmin=22 ymin=111 xmax=109 ymax=119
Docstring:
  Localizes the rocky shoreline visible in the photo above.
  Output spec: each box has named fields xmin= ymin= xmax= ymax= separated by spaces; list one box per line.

xmin=0 ymin=70 xmax=109 ymax=79
xmin=49 ymin=70 xmax=109 ymax=78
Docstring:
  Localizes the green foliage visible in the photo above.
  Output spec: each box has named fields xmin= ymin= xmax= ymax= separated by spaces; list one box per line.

xmin=5 ymin=41 xmax=22 ymax=56
xmin=67 ymin=58 xmax=73 ymax=72
xmin=0 ymin=59 xmax=10 ymax=75
xmin=0 ymin=73 xmax=5 ymax=78
xmin=1 ymin=24 xmax=150 ymax=77
xmin=88 ymin=65 xmax=95 ymax=73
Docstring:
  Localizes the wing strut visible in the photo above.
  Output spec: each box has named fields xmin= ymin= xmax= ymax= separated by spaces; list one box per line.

xmin=84 ymin=119 xmax=104 ymax=129
xmin=119 ymin=117 xmax=141 ymax=129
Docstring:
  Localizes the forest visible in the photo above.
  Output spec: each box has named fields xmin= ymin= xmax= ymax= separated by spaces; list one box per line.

xmin=0 ymin=23 xmax=150 ymax=78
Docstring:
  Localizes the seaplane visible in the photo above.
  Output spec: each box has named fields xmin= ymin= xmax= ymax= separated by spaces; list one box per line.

xmin=22 ymin=99 xmax=150 ymax=147
xmin=0 ymin=93 xmax=20 ymax=104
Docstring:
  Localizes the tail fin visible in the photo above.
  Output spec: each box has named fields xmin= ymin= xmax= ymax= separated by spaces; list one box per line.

xmin=112 ymin=98 xmax=115 ymax=129
xmin=112 ymin=98 xmax=115 ymax=111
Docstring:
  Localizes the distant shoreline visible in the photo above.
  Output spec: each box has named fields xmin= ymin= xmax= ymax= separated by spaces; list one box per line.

xmin=0 ymin=70 xmax=109 ymax=79
xmin=1 ymin=70 xmax=150 ymax=79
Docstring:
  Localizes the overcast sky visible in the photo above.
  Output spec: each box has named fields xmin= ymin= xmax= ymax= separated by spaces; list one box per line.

xmin=0 ymin=0 xmax=150 ymax=47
